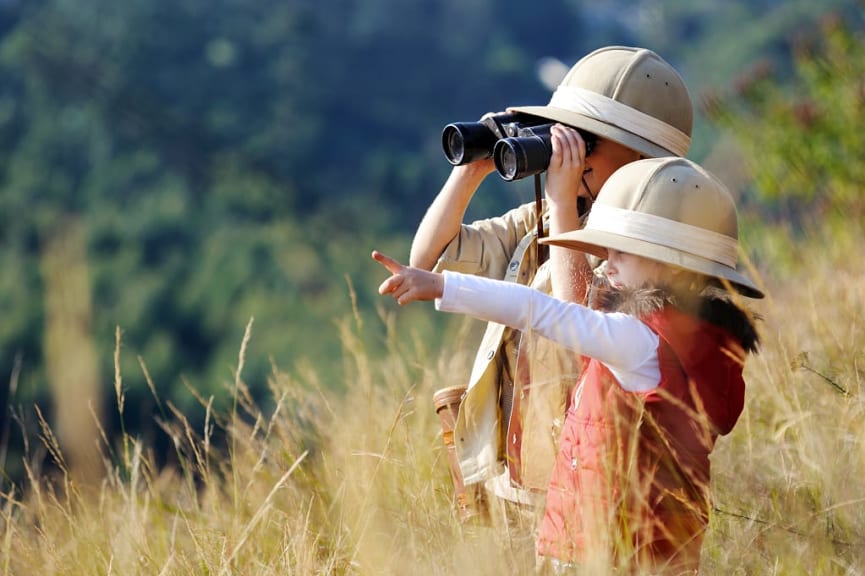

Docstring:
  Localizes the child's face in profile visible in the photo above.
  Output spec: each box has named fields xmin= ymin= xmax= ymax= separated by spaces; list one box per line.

xmin=604 ymin=249 xmax=668 ymax=290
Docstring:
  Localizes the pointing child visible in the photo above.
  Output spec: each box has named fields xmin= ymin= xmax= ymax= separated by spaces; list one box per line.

xmin=373 ymin=156 xmax=763 ymax=574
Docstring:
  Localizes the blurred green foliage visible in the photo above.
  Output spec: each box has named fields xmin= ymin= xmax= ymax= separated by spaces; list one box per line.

xmin=0 ymin=0 xmax=619 ymax=471
xmin=0 ymin=0 xmax=861 ymax=477
xmin=705 ymin=10 xmax=865 ymax=230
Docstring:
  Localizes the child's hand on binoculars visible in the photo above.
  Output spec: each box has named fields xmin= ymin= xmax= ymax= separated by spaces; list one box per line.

xmin=545 ymin=124 xmax=590 ymax=210
xmin=372 ymin=250 xmax=444 ymax=305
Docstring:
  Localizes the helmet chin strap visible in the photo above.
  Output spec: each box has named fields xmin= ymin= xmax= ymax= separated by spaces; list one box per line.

xmin=577 ymin=175 xmax=594 ymax=217
xmin=534 ymin=173 xmax=546 ymax=265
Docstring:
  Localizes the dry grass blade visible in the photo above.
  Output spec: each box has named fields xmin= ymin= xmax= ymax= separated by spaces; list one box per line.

xmin=222 ymin=450 xmax=308 ymax=569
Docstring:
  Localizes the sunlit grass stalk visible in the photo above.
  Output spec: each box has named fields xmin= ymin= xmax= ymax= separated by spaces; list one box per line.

xmin=2 ymin=491 xmax=17 ymax=575
xmin=114 ymin=327 xmax=129 ymax=473
xmin=222 ymin=450 xmax=308 ymax=571
xmin=2 ymin=220 xmax=864 ymax=575
xmin=0 ymin=354 xmax=22 ymax=487
xmin=231 ymin=317 xmax=254 ymax=518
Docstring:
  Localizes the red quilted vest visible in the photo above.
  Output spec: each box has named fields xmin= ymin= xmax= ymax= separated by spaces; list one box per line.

xmin=536 ymin=306 xmax=747 ymax=572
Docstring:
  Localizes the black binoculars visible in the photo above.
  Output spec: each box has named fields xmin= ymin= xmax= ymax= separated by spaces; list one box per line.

xmin=441 ymin=112 xmax=596 ymax=181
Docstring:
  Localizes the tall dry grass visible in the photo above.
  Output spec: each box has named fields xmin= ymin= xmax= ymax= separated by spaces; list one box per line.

xmin=702 ymin=222 xmax=865 ymax=575
xmin=1 ymin=221 xmax=863 ymax=575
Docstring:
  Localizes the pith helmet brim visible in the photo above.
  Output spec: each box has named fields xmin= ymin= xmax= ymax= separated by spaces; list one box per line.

xmin=543 ymin=228 xmax=764 ymax=298
xmin=540 ymin=157 xmax=765 ymax=299
xmin=509 ymin=46 xmax=694 ymax=158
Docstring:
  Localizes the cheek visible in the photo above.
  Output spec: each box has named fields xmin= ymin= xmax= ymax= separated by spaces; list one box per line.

xmin=593 ymin=147 xmax=641 ymax=179
xmin=620 ymin=260 xmax=663 ymax=286
xmin=616 ymin=265 xmax=640 ymax=285
xmin=591 ymin=158 xmax=621 ymax=184
xmin=644 ymin=262 xmax=668 ymax=285
xmin=591 ymin=155 xmax=632 ymax=186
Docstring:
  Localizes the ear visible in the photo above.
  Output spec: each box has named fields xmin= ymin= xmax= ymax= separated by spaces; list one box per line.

xmin=667 ymin=267 xmax=707 ymax=293
xmin=664 ymin=263 xmax=685 ymax=279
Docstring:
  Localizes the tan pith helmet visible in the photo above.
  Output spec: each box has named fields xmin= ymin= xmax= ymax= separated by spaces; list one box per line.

xmin=510 ymin=46 xmax=693 ymax=158
xmin=540 ymin=157 xmax=764 ymax=298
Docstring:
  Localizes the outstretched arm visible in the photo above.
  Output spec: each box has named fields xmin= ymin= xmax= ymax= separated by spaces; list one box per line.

xmin=372 ymin=250 xmax=444 ymax=305
xmin=373 ymin=249 xmax=660 ymax=391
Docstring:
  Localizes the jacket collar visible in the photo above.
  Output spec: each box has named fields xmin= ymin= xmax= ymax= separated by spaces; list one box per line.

xmin=591 ymin=282 xmax=761 ymax=353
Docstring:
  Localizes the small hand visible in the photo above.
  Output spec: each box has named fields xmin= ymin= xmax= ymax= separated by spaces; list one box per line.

xmin=546 ymin=124 xmax=590 ymax=210
xmin=372 ymin=250 xmax=444 ymax=305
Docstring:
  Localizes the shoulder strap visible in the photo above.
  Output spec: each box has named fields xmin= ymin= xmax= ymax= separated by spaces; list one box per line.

xmin=504 ymin=227 xmax=537 ymax=283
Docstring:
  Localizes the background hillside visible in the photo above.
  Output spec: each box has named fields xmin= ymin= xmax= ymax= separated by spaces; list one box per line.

xmin=1 ymin=1 xmax=865 ymax=573
xmin=0 ymin=0 xmax=862 ymax=491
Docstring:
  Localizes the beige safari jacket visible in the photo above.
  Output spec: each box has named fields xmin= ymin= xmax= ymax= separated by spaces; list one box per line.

xmin=433 ymin=201 xmax=578 ymax=502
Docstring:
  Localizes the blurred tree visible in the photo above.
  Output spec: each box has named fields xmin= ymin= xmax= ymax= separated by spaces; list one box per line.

xmin=703 ymin=9 xmax=865 ymax=228
xmin=635 ymin=0 xmax=860 ymax=160
xmin=40 ymin=217 xmax=102 ymax=482
xmin=0 ymin=0 xmax=335 ymax=465
xmin=0 ymin=0 xmax=608 ymax=418
xmin=0 ymin=0 xmax=856 ymax=485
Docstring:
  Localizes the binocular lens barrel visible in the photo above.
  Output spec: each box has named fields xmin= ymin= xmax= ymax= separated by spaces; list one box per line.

xmin=441 ymin=115 xmax=593 ymax=180
xmin=441 ymin=122 xmax=499 ymax=165
xmin=493 ymin=133 xmax=552 ymax=182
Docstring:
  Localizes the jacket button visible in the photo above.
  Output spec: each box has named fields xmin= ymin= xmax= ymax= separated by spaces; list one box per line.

xmin=486 ymin=350 xmax=495 ymax=360
xmin=570 ymin=457 xmax=578 ymax=471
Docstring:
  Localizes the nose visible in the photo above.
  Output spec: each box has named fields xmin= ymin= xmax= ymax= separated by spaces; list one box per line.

xmin=605 ymin=250 xmax=618 ymax=272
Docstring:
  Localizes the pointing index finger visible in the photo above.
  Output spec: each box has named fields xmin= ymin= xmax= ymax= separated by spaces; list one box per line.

xmin=371 ymin=250 xmax=404 ymax=274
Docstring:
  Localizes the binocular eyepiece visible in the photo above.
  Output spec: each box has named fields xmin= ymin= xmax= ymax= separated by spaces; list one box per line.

xmin=441 ymin=112 xmax=596 ymax=182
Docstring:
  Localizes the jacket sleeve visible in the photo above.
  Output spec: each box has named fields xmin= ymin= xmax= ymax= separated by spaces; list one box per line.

xmin=432 ymin=201 xmax=538 ymax=280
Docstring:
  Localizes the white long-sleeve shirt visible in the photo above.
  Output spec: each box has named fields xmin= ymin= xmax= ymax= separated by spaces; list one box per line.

xmin=436 ymin=271 xmax=661 ymax=392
